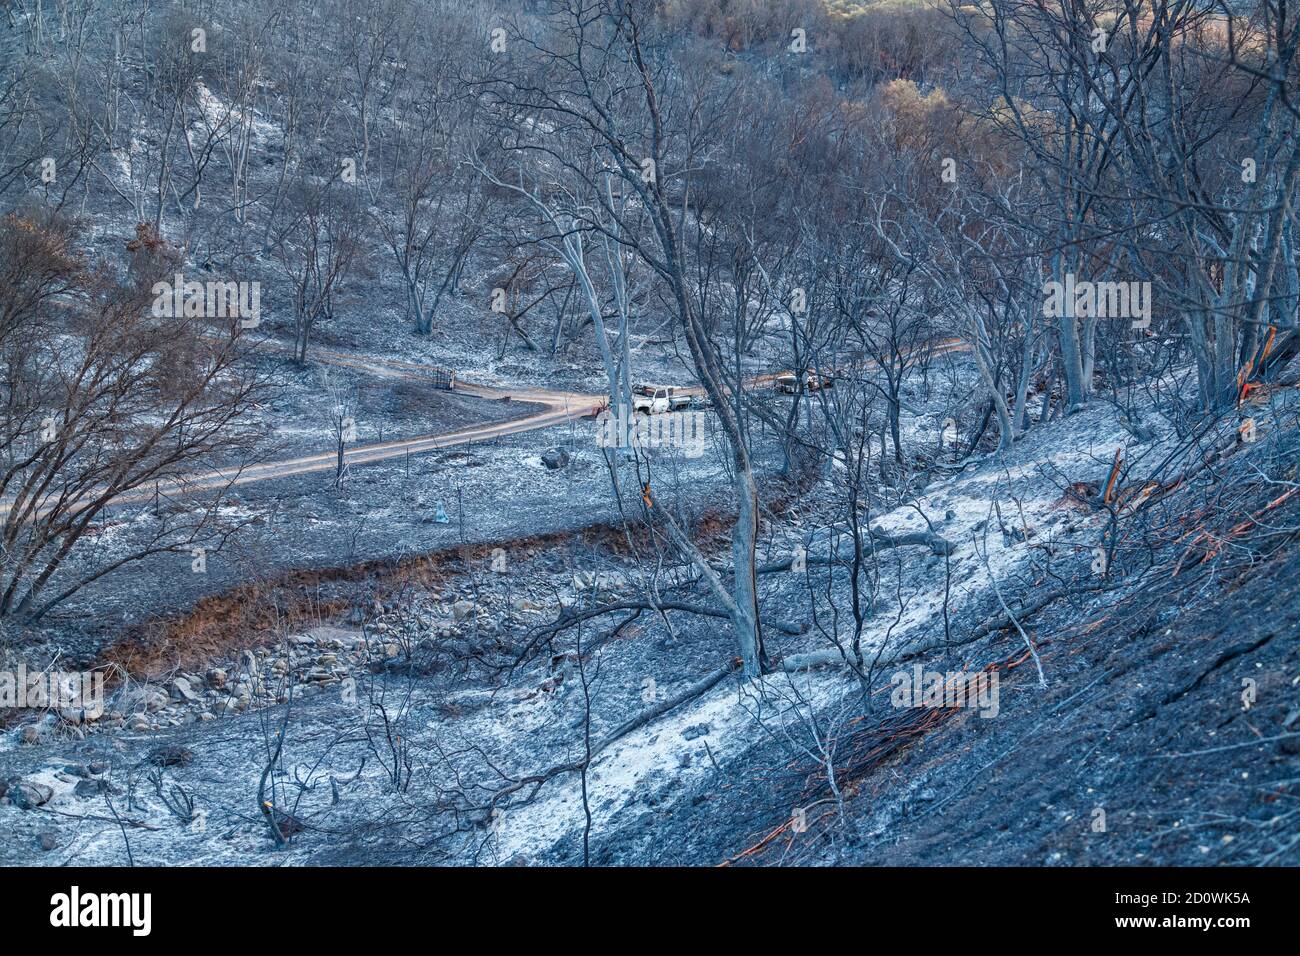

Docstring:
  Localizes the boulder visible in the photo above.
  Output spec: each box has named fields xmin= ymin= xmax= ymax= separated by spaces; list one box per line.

xmin=9 ymin=781 xmax=53 ymax=810
xmin=171 ymin=677 xmax=201 ymax=702
xmin=682 ymin=722 xmax=711 ymax=741
xmin=541 ymin=447 xmax=570 ymax=470
xmin=304 ymin=625 xmax=363 ymax=646
xmin=19 ymin=724 xmax=43 ymax=745
xmin=116 ymin=683 xmax=169 ymax=713
xmin=59 ymin=705 xmax=102 ymax=725
xmin=74 ymin=778 xmax=113 ymax=798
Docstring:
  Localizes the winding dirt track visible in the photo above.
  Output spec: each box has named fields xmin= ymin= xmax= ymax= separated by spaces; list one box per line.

xmin=0 ymin=337 xmax=969 ymax=516
xmin=141 ymin=335 xmax=968 ymax=498
xmin=0 ymin=347 xmax=606 ymax=519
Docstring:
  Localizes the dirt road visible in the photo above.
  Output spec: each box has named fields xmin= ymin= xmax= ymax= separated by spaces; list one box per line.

xmin=0 ymin=346 xmax=605 ymax=518
xmin=1 ymin=338 xmax=970 ymax=516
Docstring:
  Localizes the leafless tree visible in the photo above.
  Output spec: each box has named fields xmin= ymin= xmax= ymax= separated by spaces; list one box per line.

xmin=0 ymin=211 xmax=262 ymax=622
xmin=268 ymin=173 xmax=362 ymax=363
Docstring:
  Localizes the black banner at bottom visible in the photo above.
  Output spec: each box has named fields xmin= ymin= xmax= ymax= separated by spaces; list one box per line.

xmin=0 ymin=866 xmax=1283 ymax=941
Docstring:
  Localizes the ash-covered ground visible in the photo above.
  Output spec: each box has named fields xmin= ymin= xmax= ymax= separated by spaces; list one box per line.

xmin=3 ymin=365 xmax=1296 ymax=867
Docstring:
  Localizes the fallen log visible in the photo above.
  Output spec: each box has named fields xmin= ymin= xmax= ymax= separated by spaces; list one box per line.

xmin=759 ymin=524 xmax=956 ymax=574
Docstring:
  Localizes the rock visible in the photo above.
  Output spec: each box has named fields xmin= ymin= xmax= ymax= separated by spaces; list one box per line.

xmin=148 ymin=744 xmax=193 ymax=767
xmin=541 ymin=447 xmax=569 ymax=470
xmin=59 ymin=705 xmax=102 ymax=724
xmin=682 ymin=723 xmax=711 ymax=741
xmin=304 ymin=624 xmax=362 ymax=646
xmin=74 ymin=778 xmax=113 ymax=798
xmin=10 ymin=781 xmax=54 ymax=810
xmin=126 ymin=715 xmax=151 ymax=732
xmin=171 ymin=677 xmax=201 ymax=702
xmin=452 ymin=600 xmax=476 ymax=621
xmin=206 ymin=668 xmax=228 ymax=689
xmin=917 ymin=787 xmax=938 ymax=801
xmin=37 ymin=831 xmax=59 ymax=851
xmin=116 ymin=684 xmax=169 ymax=713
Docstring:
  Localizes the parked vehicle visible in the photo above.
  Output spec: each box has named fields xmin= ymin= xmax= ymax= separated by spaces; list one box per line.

xmin=774 ymin=370 xmax=834 ymax=394
xmin=631 ymin=385 xmax=693 ymax=415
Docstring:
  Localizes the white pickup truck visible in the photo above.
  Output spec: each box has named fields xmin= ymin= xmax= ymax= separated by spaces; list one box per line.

xmin=631 ymin=384 xmax=693 ymax=416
